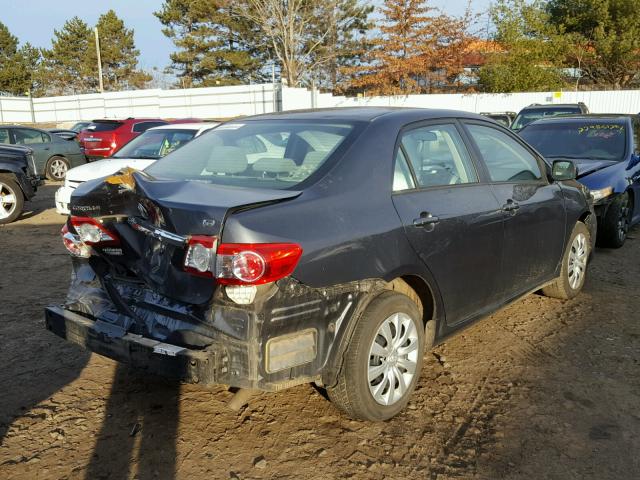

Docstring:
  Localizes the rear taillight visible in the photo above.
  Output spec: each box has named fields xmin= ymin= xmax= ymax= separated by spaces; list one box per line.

xmin=61 ymin=223 xmax=91 ymax=258
xmin=70 ymin=216 xmax=120 ymax=246
xmin=183 ymin=237 xmax=302 ymax=285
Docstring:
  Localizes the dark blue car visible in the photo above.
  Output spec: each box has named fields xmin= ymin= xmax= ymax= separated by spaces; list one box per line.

xmin=520 ymin=115 xmax=640 ymax=247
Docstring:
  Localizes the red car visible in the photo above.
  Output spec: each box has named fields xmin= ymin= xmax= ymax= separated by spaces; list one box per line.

xmin=78 ymin=118 xmax=168 ymax=160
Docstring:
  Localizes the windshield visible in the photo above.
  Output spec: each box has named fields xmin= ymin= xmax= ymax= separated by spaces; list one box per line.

xmin=520 ymin=122 xmax=627 ymax=161
xmin=511 ymin=108 xmax=581 ymax=130
xmin=145 ymin=120 xmax=357 ymax=189
xmin=113 ymin=129 xmax=198 ymax=159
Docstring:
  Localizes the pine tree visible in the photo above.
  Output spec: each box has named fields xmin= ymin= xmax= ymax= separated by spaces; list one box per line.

xmin=0 ymin=22 xmax=43 ymax=95
xmin=42 ymin=17 xmax=98 ymax=94
xmin=95 ymin=10 xmax=151 ymax=91
xmin=155 ymin=0 xmax=267 ymax=87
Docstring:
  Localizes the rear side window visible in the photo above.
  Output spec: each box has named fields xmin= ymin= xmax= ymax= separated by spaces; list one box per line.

xmin=467 ymin=124 xmax=542 ymax=182
xmin=13 ymin=128 xmax=47 ymax=145
xmin=393 ymin=149 xmax=416 ymax=191
xmin=87 ymin=121 xmax=123 ymax=132
xmin=146 ymin=121 xmax=357 ymax=190
xmin=132 ymin=121 xmax=167 ymax=133
xmin=400 ymin=124 xmax=478 ymax=188
xmin=0 ymin=128 xmax=9 ymax=143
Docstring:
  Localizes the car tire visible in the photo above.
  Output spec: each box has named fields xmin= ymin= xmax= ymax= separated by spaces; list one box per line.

xmin=46 ymin=156 xmax=70 ymax=181
xmin=597 ymin=192 xmax=631 ymax=248
xmin=0 ymin=174 xmax=24 ymax=225
xmin=327 ymin=291 xmax=425 ymax=421
xmin=542 ymin=221 xmax=590 ymax=300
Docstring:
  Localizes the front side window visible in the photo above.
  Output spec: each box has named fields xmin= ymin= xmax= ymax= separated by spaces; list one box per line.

xmin=113 ymin=129 xmax=197 ymax=159
xmin=13 ymin=128 xmax=45 ymax=145
xmin=400 ymin=124 xmax=478 ymax=188
xmin=146 ymin=121 xmax=358 ymax=190
xmin=467 ymin=124 xmax=542 ymax=182
xmin=519 ymin=121 xmax=627 ymax=161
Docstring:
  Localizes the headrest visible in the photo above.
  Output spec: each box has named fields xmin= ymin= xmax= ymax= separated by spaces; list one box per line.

xmin=207 ymin=146 xmax=247 ymax=174
xmin=302 ymin=150 xmax=327 ymax=167
xmin=253 ymin=157 xmax=297 ymax=173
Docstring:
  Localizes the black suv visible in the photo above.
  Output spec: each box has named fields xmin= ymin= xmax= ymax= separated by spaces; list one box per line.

xmin=511 ymin=103 xmax=589 ymax=131
xmin=0 ymin=144 xmax=42 ymax=224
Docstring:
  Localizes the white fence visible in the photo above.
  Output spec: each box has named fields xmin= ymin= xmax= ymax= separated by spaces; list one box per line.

xmin=2 ymin=84 xmax=640 ymax=125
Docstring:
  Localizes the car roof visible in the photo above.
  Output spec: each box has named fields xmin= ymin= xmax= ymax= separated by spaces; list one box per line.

xmin=233 ymin=107 xmax=486 ymax=123
xmin=148 ymin=122 xmax=219 ymax=131
xmin=520 ymin=103 xmax=585 ymax=110
xmin=527 ymin=114 xmax=632 ymax=125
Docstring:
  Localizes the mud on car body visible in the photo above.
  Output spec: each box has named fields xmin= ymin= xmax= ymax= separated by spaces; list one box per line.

xmin=45 ymin=108 xmax=596 ymax=420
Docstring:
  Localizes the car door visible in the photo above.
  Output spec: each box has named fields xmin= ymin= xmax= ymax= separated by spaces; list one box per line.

xmin=463 ymin=122 xmax=566 ymax=299
xmin=391 ymin=122 xmax=505 ymax=326
xmin=11 ymin=128 xmax=53 ymax=174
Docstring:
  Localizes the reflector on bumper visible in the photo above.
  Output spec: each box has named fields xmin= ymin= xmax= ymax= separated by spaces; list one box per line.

xmin=265 ymin=329 xmax=317 ymax=373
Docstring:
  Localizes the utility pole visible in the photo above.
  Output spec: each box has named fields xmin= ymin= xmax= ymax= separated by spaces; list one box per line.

xmin=94 ymin=27 xmax=104 ymax=93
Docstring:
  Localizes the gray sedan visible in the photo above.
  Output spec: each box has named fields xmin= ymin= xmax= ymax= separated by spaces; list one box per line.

xmin=0 ymin=125 xmax=86 ymax=180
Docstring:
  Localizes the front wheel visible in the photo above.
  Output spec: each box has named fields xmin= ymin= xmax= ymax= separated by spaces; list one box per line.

xmin=0 ymin=174 xmax=24 ymax=224
xmin=542 ymin=221 xmax=590 ymax=300
xmin=46 ymin=156 xmax=70 ymax=181
xmin=327 ymin=291 xmax=425 ymax=421
xmin=598 ymin=192 xmax=631 ymax=248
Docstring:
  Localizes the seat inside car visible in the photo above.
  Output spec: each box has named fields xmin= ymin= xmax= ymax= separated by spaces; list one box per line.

xmin=206 ymin=146 xmax=248 ymax=175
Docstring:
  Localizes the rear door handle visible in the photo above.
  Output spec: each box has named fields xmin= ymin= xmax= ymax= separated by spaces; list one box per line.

xmin=502 ymin=200 xmax=520 ymax=214
xmin=413 ymin=212 xmax=440 ymax=228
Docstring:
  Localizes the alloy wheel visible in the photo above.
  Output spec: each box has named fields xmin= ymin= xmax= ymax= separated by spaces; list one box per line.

xmin=368 ymin=312 xmax=419 ymax=406
xmin=0 ymin=181 xmax=18 ymax=220
xmin=50 ymin=158 xmax=68 ymax=180
xmin=617 ymin=196 xmax=630 ymax=243
xmin=567 ymin=232 xmax=588 ymax=290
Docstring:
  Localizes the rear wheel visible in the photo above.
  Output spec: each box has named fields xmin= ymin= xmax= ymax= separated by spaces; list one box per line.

xmin=598 ymin=192 xmax=631 ymax=248
xmin=46 ymin=156 xmax=69 ymax=181
xmin=327 ymin=291 xmax=425 ymax=421
xmin=0 ymin=175 xmax=24 ymax=224
xmin=542 ymin=221 xmax=590 ymax=300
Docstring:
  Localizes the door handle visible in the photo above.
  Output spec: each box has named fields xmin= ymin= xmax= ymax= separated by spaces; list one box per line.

xmin=43 ymin=147 xmax=50 ymax=150
xmin=413 ymin=212 xmax=440 ymax=229
xmin=502 ymin=199 xmax=520 ymax=214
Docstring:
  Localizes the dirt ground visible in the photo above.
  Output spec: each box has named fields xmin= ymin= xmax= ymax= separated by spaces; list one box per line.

xmin=1 ymin=184 xmax=639 ymax=480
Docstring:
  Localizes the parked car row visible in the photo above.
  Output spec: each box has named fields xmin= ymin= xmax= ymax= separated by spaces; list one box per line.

xmin=0 ymin=117 xmax=210 ymax=223
xmin=46 ymin=107 xmax=604 ymax=421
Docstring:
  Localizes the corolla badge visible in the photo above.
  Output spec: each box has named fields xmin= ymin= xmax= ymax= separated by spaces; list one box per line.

xmin=202 ymin=219 xmax=216 ymax=227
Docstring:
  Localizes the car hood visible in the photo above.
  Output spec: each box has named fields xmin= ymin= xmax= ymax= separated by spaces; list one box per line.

xmin=572 ymin=159 xmax=619 ymax=179
xmin=66 ymin=158 xmax=156 ymax=183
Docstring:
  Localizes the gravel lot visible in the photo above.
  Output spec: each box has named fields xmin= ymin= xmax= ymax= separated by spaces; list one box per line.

xmin=1 ymin=184 xmax=639 ymax=480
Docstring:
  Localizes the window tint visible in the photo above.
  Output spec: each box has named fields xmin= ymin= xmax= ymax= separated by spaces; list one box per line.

xmin=0 ymin=128 xmax=9 ymax=143
xmin=133 ymin=121 xmax=167 ymax=133
xmin=113 ymin=129 xmax=197 ymax=159
xmin=400 ymin=124 xmax=477 ymax=188
xmin=87 ymin=121 xmax=123 ymax=132
xmin=393 ymin=149 xmax=416 ymax=191
xmin=467 ymin=124 xmax=542 ymax=182
xmin=146 ymin=121 xmax=356 ymax=190
xmin=520 ymin=121 xmax=627 ymax=161
xmin=13 ymin=128 xmax=45 ymax=145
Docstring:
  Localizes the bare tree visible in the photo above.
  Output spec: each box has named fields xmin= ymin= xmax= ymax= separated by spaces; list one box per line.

xmin=238 ymin=0 xmax=339 ymax=87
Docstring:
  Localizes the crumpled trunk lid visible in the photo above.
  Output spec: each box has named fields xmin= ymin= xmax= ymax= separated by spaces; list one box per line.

xmin=70 ymin=170 xmax=300 ymax=305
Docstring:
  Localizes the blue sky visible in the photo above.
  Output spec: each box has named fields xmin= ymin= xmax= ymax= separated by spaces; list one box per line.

xmin=0 ymin=0 xmax=493 ymax=71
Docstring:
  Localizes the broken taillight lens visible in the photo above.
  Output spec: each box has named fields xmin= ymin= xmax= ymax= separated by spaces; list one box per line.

xmin=70 ymin=216 xmax=120 ymax=246
xmin=61 ymin=223 xmax=91 ymax=258
xmin=183 ymin=237 xmax=303 ymax=285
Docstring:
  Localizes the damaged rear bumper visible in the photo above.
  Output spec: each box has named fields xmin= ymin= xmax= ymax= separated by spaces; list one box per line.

xmin=45 ymin=306 xmax=217 ymax=384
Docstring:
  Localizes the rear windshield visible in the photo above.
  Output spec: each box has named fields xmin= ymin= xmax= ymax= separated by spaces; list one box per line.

xmin=511 ymin=108 xmax=581 ymax=130
xmin=145 ymin=121 xmax=357 ymax=189
xmin=86 ymin=121 xmax=123 ymax=132
xmin=520 ymin=122 xmax=627 ymax=161
xmin=113 ymin=129 xmax=197 ymax=159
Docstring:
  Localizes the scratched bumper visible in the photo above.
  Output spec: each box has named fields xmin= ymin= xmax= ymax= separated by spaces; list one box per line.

xmin=45 ymin=306 xmax=218 ymax=384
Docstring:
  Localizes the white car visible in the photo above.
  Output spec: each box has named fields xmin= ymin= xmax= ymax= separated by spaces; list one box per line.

xmin=55 ymin=123 xmax=218 ymax=215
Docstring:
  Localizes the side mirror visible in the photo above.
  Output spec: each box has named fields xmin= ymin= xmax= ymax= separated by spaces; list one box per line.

xmin=551 ymin=159 xmax=576 ymax=181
